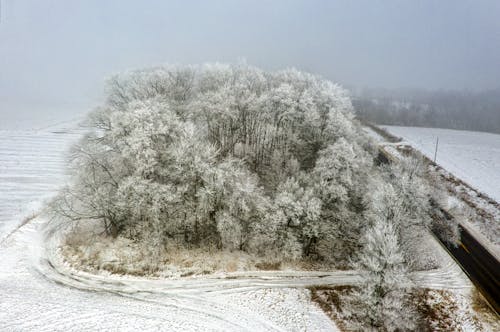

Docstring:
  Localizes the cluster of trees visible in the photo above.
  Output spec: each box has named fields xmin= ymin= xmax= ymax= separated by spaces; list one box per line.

xmin=51 ymin=64 xmax=454 ymax=330
xmin=53 ymin=63 xmax=376 ymax=262
xmin=353 ymin=88 xmax=500 ymax=134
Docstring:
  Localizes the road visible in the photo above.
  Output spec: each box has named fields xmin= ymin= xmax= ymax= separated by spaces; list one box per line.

xmin=436 ymin=221 xmax=500 ymax=314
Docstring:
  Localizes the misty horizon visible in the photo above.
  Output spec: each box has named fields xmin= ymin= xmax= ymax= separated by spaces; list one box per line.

xmin=1 ymin=0 xmax=500 ymax=127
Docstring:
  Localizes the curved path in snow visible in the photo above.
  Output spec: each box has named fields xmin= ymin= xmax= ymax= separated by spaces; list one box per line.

xmin=38 ymin=218 xmax=470 ymax=295
xmin=2 ymin=216 xmax=340 ymax=331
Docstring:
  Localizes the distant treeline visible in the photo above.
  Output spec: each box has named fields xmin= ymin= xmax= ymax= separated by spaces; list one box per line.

xmin=353 ymin=88 xmax=500 ymax=134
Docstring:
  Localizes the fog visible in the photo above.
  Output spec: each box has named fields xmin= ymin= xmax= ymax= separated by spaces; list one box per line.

xmin=1 ymin=0 xmax=499 ymax=128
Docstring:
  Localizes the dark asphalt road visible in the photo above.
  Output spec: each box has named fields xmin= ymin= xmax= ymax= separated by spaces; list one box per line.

xmin=435 ymin=221 xmax=500 ymax=314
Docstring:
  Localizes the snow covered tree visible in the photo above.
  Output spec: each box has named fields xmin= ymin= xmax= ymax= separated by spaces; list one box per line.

xmin=270 ymin=177 xmax=322 ymax=259
xmin=312 ymin=138 xmax=373 ymax=264
xmin=342 ymin=217 xmax=417 ymax=332
xmin=373 ymin=156 xmax=436 ymax=270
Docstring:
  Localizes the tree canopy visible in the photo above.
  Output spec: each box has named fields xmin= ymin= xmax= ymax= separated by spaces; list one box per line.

xmin=52 ymin=63 xmax=444 ymax=268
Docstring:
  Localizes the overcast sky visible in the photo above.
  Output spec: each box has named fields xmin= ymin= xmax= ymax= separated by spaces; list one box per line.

xmin=1 ymin=0 xmax=499 ymax=127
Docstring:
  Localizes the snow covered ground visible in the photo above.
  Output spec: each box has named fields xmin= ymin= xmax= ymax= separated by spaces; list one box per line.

xmin=0 ymin=122 xmax=82 ymax=239
xmin=0 ymin=123 xmax=338 ymax=331
xmin=1 ymin=122 xmax=485 ymax=331
xmin=382 ymin=126 xmax=500 ymax=203
xmin=2 ymin=219 xmax=337 ymax=331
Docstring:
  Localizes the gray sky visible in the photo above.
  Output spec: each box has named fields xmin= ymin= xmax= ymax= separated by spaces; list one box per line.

xmin=1 ymin=0 xmax=499 ymax=127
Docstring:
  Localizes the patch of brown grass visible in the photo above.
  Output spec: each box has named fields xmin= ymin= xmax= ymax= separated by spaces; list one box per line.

xmin=60 ymin=227 xmax=339 ymax=277
xmin=255 ymin=261 xmax=281 ymax=271
xmin=225 ymin=260 xmax=238 ymax=272
xmin=309 ymin=286 xmax=353 ymax=332
xmin=61 ymin=229 xmax=326 ymax=277
xmin=413 ymin=289 xmax=462 ymax=332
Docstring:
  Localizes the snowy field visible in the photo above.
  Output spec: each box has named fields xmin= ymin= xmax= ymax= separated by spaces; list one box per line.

xmin=0 ymin=123 xmax=338 ymax=331
xmin=0 ymin=123 xmax=82 ymax=238
xmin=0 ymin=123 xmax=480 ymax=331
xmin=383 ymin=126 xmax=500 ymax=203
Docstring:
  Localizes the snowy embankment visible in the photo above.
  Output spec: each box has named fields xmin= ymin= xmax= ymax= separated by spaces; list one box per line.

xmin=382 ymin=126 xmax=500 ymax=256
xmin=383 ymin=126 xmax=500 ymax=203
xmin=0 ymin=123 xmax=338 ymax=331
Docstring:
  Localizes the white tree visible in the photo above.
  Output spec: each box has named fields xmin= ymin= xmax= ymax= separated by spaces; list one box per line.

xmin=372 ymin=156 xmax=436 ymax=270
xmin=342 ymin=217 xmax=417 ymax=331
xmin=311 ymin=138 xmax=373 ymax=264
xmin=270 ymin=177 xmax=322 ymax=259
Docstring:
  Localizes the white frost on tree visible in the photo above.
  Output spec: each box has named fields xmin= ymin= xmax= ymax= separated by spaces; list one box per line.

xmin=342 ymin=217 xmax=417 ymax=332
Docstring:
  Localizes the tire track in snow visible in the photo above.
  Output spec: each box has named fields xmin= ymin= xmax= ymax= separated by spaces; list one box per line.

xmin=38 ymin=216 xmax=471 ymax=296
